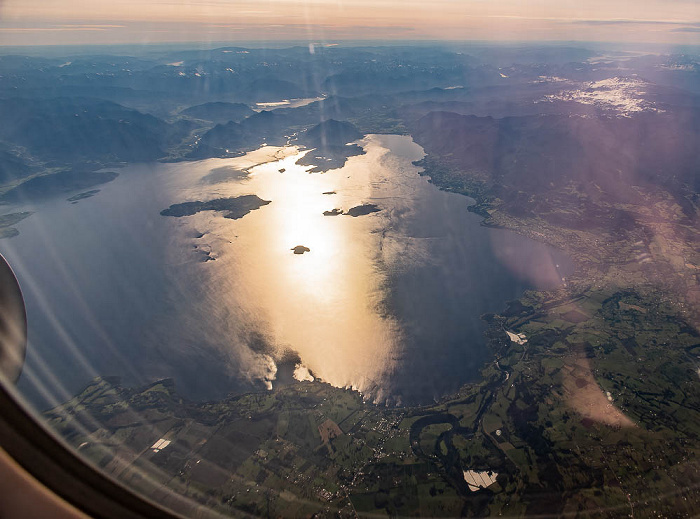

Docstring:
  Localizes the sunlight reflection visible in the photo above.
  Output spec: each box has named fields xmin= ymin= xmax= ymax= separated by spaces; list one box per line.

xmin=200 ymin=146 xmax=400 ymax=394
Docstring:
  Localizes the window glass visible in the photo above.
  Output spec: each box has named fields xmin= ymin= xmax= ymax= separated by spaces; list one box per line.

xmin=0 ymin=3 xmax=698 ymax=516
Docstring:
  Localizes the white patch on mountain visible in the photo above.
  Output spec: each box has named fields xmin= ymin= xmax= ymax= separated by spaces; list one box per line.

xmin=542 ymin=76 xmax=661 ymax=117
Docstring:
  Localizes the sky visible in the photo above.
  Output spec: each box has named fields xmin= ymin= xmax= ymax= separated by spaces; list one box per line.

xmin=0 ymin=0 xmax=698 ymax=46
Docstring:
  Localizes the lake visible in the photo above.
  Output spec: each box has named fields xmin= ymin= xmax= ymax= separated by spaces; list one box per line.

xmin=0 ymin=135 xmax=572 ymax=409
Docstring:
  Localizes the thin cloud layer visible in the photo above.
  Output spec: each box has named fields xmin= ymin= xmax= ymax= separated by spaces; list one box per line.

xmin=0 ymin=0 xmax=697 ymax=44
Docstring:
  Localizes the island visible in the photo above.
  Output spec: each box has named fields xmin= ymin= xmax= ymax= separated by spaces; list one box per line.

xmin=67 ymin=190 xmax=100 ymax=203
xmin=160 ymin=195 xmax=271 ymax=220
xmin=345 ymin=203 xmax=381 ymax=217
xmin=291 ymin=245 xmax=311 ymax=254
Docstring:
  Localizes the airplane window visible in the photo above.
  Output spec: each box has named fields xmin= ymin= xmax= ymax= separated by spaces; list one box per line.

xmin=0 ymin=1 xmax=698 ymax=517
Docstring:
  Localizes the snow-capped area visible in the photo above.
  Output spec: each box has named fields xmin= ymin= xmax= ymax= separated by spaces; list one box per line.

xmin=534 ymin=75 xmax=569 ymax=83
xmin=543 ymin=76 xmax=661 ymax=116
xmin=657 ymin=63 xmax=697 ymax=71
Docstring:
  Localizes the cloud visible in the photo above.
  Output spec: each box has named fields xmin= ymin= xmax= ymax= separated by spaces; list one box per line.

xmin=672 ymin=27 xmax=700 ymax=32
xmin=204 ymin=22 xmax=415 ymax=32
xmin=575 ymin=19 xmax=700 ymax=26
xmin=0 ymin=27 xmax=115 ymax=32
xmin=484 ymin=15 xmax=700 ymax=28
xmin=0 ymin=24 xmax=125 ymax=32
xmin=54 ymin=24 xmax=126 ymax=28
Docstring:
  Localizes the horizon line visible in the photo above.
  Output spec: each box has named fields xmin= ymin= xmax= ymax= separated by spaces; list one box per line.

xmin=1 ymin=38 xmax=698 ymax=49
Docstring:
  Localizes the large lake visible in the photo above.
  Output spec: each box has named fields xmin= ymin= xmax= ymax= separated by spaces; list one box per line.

xmin=0 ymin=135 xmax=572 ymax=409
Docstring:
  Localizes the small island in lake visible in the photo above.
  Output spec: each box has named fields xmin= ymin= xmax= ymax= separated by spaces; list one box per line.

xmin=345 ymin=203 xmax=380 ymax=217
xmin=291 ymin=245 xmax=310 ymax=254
xmin=160 ymin=194 xmax=271 ymax=220
xmin=67 ymin=190 xmax=100 ymax=203
xmin=323 ymin=208 xmax=343 ymax=216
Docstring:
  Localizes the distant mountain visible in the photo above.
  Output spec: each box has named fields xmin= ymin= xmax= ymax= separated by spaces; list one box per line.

xmin=238 ymin=110 xmax=292 ymax=137
xmin=410 ymin=110 xmax=700 ymax=224
xmin=321 ymin=63 xmax=501 ymax=97
xmin=413 ymin=110 xmax=700 ymax=191
xmin=0 ymin=97 xmax=190 ymax=163
xmin=273 ymin=96 xmax=368 ymax=129
xmin=187 ymin=121 xmax=248 ymax=158
xmin=460 ymin=45 xmax=596 ymax=67
xmin=180 ymin=102 xmax=254 ymax=123
xmin=190 ymin=115 xmax=366 ymax=167
xmin=295 ymin=120 xmax=365 ymax=172
xmin=188 ymin=110 xmax=293 ymax=158
xmin=245 ymin=79 xmax=307 ymax=102
xmin=298 ymin=119 xmax=362 ymax=148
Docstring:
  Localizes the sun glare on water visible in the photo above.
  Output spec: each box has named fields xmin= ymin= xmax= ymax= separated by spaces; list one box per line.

xmin=196 ymin=143 xmax=402 ymax=396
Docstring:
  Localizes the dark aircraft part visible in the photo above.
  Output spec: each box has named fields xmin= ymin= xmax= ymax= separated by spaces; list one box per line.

xmin=0 ymin=253 xmax=26 ymax=383
xmin=0 ymin=253 xmax=180 ymax=518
